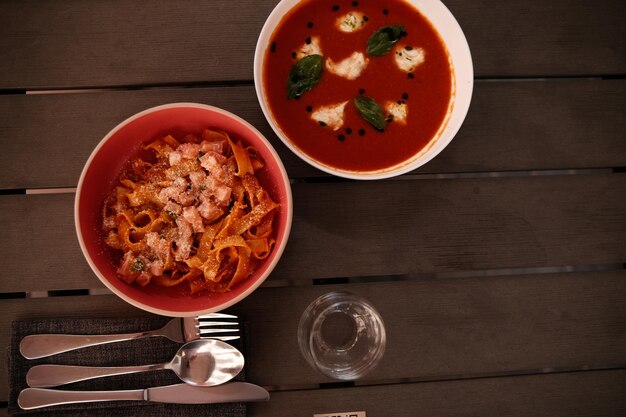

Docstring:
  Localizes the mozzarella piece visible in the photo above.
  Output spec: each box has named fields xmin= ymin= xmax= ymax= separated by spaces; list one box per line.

xmin=336 ymin=12 xmax=367 ymax=32
xmin=394 ymin=45 xmax=425 ymax=72
xmin=311 ymin=101 xmax=348 ymax=131
xmin=325 ymin=52 xmax=369 ymax=80
xmin=295 ymin=36 xmax=322 ymax=60
xmin=384 ymin=101 xmax=408 ymax=125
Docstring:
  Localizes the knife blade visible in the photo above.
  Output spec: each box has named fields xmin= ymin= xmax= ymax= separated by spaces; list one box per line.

xmin=18 ymin=382 xmax=269 ymax=410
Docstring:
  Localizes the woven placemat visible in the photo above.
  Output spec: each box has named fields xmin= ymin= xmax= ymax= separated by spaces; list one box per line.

xmin=8 ymin=316 xmax=246 ymax=416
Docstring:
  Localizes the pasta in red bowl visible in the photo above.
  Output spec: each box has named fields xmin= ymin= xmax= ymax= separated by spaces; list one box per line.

xmin=76 ymin=103 xmax=292 ymax=316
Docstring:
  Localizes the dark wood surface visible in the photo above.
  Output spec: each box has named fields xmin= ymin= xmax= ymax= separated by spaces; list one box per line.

xmin=1 ymin=0 xmax=624 ymax=89
xmin=1 ymin=79 xmax=625 ymax=189
xmin=1 ymin=174 xmax=625 ymax=293
xmin=1 ymin=0 xmax=625 ymax=416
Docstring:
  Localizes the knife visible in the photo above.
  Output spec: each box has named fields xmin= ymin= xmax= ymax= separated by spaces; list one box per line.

xmin=18 ymin=382 xmax=269 ymax=410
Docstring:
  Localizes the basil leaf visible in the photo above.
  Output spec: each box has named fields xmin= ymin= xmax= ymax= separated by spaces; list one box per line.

xmin=354 ymin=96 xmax=386 ymax=132
xmin=367 ymin=25 xmax=407 ymax=56
xmin=287 ymin=54 xmax=323 ymax=99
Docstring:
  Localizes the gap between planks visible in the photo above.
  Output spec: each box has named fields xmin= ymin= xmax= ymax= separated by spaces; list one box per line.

xmin=1 ymin=262 xmax=623 ymax=299
xmin=6 ymin=168 xmax=620 ymax=195
xmin=262 ymin=364 xmax=626 ymax=393
xmin=0 ymin=74 xmax=622 ymax=96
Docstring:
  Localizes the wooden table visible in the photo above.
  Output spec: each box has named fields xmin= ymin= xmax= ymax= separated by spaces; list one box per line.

xmin=1 ymin=1 xmax=625 ymax=415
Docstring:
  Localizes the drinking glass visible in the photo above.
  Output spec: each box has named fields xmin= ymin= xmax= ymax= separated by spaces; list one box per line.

xmin=297 ymin=291 xmax=386 ymax=380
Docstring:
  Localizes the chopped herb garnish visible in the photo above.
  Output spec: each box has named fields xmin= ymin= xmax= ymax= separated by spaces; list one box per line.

xmin=130 ymin=258 xmax=145 ymax=272
xmin=287 ymin=54 xmax=323 ymax=99
xmin=354 ymin=96 xmax=386 ymax=132
xmin=165 ymin=210 xmax=178 ymax=220
xmin=367 ymin=25 xmax=407 ymax=56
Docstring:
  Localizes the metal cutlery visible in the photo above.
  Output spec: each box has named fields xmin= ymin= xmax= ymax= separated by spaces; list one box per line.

xmin=20 ymin=313 xmax=239 ymax=359
xmin=18 ymin=382 xmax=269 ymax=410
xmin=26 ymin=339 xmax=244 ymax=388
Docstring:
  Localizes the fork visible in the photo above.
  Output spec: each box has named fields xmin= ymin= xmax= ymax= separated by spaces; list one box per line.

xmin=19 ymin=313 xmax=239 ymax=360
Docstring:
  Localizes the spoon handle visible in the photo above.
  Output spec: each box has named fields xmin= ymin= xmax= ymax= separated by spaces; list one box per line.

xmin=26 ymin=363 xmax=165 ymax=388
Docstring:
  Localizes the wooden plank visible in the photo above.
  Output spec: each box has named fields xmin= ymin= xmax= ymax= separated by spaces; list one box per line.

xmin=431 ymin=78 xmax=626 ymax=174
xmin=248 ymin=370 xmax=626 ymax=417
xmin=445 ymin=0 xmax=626 ymax=78
xmin=0 ymin=0 xmax=624 ymax=89
xmin=277 ymin=174 xmax=626 ymax=280
xmin=0 ymin=194 xmax=96 ymax=293
xmin=0 ymin=86 xmax=316 ymax=190
xmin=1 ymin=271 xmax=626 ymax=399
xmin=1 ymin=173 xmax=625 ymax=292
xmin=239 ymin=272 xmax=626 ymax=386
xmin=0 ymin=0 xmax=274 ymax=89
xmin=1 ymin=79 xmax=625 ymax=189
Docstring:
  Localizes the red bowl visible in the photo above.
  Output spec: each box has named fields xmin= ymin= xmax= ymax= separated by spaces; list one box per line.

xmin=75 ymin=103 xmax=292 ymax=316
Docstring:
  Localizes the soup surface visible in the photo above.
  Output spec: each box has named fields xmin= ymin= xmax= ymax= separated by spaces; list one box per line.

xmin=263 ymin=0 xmax=453 ymax=172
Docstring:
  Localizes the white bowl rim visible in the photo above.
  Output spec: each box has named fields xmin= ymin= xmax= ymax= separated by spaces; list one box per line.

xmin=75 ymin=102 xmax=293 ymax=317
xmin=254 ymin=0 xmax=474 ymax=180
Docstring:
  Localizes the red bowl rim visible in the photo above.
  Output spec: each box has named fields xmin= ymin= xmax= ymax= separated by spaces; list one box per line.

xmin=75 ymin=102 xmax=293 ymax=316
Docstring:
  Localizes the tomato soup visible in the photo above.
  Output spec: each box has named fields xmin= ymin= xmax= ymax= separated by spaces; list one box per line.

xmin=262 ymin=0 xmax=453 ymax=172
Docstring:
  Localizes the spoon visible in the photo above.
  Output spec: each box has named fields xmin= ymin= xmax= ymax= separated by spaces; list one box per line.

xmin=26 ymin=339 xmax=244 ymax=388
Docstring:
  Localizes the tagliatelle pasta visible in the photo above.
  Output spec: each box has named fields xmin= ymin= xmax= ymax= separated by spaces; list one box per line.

xmin=102 ymin=129 xmax=279 ymax=294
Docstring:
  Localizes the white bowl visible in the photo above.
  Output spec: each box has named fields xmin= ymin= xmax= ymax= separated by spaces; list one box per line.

xmin=254 ymin=0 xmax=473 ymax=180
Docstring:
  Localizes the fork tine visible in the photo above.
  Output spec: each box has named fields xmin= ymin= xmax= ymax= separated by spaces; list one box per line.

xmin=197 ymin=321 xmax=239 ymax=327
xmin=197 ymin=328 xmax=240 ymax=334
xmin=192 ymin=314 xmax=240 ymax=342
xmin=197 ymin=313 xmax=237 ymax=319
xmin=203 ymin=335 xmax=241 ymax=341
